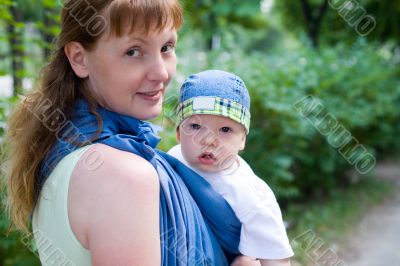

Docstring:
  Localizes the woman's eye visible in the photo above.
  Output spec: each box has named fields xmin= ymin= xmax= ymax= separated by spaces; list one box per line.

xmin=190 ymin=123 xmax=201 ymax=130
xmin=161 ymin=44 xmax=175 ymax=53
xmin=126 ymin=48 xmax=141 ymax=57
xmin=220 ymin=127 xmax=232 ymax=133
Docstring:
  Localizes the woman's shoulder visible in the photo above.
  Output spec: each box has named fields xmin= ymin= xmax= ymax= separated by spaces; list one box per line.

xmin=68 ymin=143 xmax=160 ymax=252
xmin=71 ymin=143 xmax=159 ymax=200
xmin=75 ymin=143 xmax=158 ymax=179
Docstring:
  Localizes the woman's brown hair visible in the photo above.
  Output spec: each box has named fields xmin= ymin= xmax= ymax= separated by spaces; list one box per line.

xmin=5 ymin=0 xmax=182 ymax=234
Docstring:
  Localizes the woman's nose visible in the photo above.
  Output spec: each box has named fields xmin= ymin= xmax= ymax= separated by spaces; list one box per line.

xmin=147 ymin=56 xmax=169 ymax=82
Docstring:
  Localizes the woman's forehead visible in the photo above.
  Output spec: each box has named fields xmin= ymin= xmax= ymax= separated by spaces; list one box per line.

xmin=99 ymin=25 xmax=177 ymax=45
xmin=103 ymin=0 xmax=182 ymax=37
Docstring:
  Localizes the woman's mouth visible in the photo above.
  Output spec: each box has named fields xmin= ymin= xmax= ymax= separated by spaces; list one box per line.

xmin=137 ymin=90 xmax=163 ymax=102
xmin=198 ymin=152 xmax=216 ymax=165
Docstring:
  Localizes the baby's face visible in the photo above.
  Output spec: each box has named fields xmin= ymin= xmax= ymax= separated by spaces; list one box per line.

xmin=177 ymin=114 xmax=246 ymax=173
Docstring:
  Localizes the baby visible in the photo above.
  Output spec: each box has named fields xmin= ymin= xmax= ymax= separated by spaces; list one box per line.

xmin=168 ymin=70 xmax=294 ymax=265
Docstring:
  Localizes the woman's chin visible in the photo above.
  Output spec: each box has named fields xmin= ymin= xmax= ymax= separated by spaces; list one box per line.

xmin=137 ymin=108 xmax=163 ymax=121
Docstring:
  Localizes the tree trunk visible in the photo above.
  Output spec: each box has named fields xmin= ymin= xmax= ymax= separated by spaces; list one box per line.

xmin=7 ymin=5 xmax=24 ymax=96
xmin=42 ymin=6 xmax=58 ymax=60
xmin=0 ymin=250 xmax=3 ymax=266
xmin=42 ymin=17 xmax=53 ymax=59
xmin=300 ymin=0 xmax=329 ymax=48
xmin=206 ymin=13 xmax=221 ymax=50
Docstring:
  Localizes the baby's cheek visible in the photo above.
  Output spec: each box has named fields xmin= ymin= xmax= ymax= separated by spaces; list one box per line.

xmin=219 ymin=152 xmax=236 ymax=169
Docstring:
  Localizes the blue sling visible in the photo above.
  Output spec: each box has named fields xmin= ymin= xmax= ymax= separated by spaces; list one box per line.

xmin=38 ymin=99 xmax=241 ymax=265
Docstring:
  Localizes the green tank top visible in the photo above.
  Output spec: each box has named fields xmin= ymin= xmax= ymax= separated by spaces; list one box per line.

xmin=32 ymin=145 xmax=92 ymax=266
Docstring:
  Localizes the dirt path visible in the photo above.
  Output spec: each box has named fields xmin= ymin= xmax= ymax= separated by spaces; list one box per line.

xmin=338 ymin=161 xmax=400 ymax=266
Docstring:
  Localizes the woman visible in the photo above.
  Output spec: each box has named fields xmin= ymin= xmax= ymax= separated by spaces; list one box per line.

xmin=5 ymin=0 xmax=252 ymax=265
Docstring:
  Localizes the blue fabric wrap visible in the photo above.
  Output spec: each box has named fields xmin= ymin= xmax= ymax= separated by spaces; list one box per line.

xmin=38 ymin=99 xmax=241 ymax=265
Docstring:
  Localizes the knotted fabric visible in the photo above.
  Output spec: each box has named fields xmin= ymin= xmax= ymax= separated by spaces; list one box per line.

xmin=38 ymin=99 xmax=241 ymax=265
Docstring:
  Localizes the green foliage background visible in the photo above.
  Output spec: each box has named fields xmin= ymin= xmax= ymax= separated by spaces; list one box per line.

xmin=0 ymin=0 xmax=399 ymax=264
xmin=158 ymin=37 xmax=400 ymax=203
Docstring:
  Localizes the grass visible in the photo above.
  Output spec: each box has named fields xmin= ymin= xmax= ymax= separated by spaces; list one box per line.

xmin=284 ymin=176 xmax=396 ymax=265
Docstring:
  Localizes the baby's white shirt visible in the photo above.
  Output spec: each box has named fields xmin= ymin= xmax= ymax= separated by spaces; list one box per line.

xmin=168 ymin=144 xmax=294 ymax=259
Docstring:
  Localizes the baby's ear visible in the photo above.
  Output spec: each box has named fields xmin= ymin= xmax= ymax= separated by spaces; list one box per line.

xmin=240 ymin=132 xmax=246 ymax=151
xmin=64 ymin=42 xmax=89 ymax=78
xmin=176 ymin=127 xmax=181 ymax=142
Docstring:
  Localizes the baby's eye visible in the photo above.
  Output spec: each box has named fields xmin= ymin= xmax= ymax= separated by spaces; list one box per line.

xmin=126 ymin=48 xmax=141 ymax=57
xmin=220 ymin=127 xmax=232 ymax=133
xmin=190 ymin=123 xmax=201 ymax=130
xmin=161 ymin=44 xmax=175 ymax=53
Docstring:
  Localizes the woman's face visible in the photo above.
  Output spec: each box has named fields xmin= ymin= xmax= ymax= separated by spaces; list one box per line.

xmin=84 ymin=27 xmax=177 ymax=120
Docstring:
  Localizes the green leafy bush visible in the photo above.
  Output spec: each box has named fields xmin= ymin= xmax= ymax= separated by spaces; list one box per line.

xmin=161 ymin=38 xmax=400 ymax=203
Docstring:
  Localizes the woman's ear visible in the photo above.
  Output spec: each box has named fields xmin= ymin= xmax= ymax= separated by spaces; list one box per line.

xmin=64 ymin=42 xmax=89 ymax=78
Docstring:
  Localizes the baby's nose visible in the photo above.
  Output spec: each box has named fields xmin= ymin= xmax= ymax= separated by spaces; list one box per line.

xmin=201 ymin=134 xmax=219 ymax=147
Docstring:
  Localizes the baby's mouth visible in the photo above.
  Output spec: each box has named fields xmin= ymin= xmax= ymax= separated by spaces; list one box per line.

xmin=198 ymin=152 xmax=216 ymax=165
